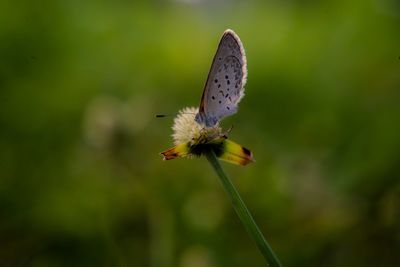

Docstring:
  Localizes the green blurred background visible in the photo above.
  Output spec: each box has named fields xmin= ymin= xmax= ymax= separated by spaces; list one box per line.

xmin=1 ymin=0 xmax=399 ymax=266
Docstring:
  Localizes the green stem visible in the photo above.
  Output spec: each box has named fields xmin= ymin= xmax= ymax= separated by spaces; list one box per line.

xmin=205 ymin=149 xmax=282 ymax=267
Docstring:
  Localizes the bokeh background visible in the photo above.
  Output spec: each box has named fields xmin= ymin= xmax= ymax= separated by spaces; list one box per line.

xmin=1 ymin=0 xmax=399 ymax=266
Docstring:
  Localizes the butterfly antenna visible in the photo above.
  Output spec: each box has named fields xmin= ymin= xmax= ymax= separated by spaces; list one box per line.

xmin=155 ymin=114 xmax=170 ymax=118
xmin=155 ymin=112 xmax=197 ymax=118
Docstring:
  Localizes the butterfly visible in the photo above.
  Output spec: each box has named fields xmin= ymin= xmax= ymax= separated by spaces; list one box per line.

xmin=161 ymin=29 xmax=253 ymax=166
xmin=195 ymin=29 xmax=247 ymax=127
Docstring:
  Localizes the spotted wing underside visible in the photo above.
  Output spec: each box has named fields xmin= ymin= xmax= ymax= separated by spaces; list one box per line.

xmin=195 ymin=29 xmax=247 ymax=127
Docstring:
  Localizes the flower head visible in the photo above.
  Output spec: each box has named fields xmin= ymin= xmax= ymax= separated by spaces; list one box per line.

xmin=160 ymin=107 xmax=253 ymax=166
xmin=172 ymin=107 xmax=221 ymax=146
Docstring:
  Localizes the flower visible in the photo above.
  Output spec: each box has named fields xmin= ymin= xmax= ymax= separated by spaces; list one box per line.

xmin=160 ymin=107 xmax=254 ymax=166
xmin=172 ymin=107 xmax=221 ymax=146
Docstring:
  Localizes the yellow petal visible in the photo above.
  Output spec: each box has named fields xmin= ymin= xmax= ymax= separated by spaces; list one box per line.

xmin=213 ymin=138 xmax=254 ymax=166
xmin=160 ymin=142 xmax=190 ymax=160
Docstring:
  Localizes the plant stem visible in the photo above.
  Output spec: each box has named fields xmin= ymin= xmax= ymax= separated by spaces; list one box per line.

xmin=205 ymin=149 xmax=282 ymax=267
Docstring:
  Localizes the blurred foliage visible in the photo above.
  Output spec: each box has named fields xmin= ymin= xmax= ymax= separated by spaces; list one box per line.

xmin=1 ymin=0 xmax=399 ymax=266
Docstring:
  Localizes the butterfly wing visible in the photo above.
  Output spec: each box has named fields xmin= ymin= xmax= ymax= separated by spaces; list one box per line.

xmin=195 ymin=29 xmax=247 ymax=127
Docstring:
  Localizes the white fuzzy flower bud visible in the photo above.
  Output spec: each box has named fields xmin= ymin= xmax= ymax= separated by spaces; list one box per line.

xmin=172 ymin=107 xmax=222 ymax=145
